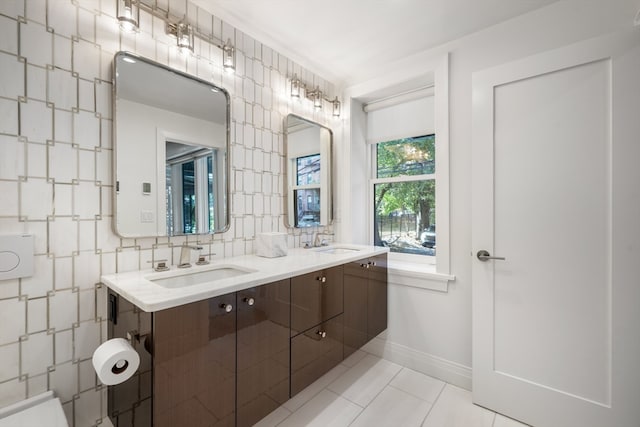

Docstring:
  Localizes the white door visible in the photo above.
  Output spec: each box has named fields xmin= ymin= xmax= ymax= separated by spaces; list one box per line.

xmin=472 ymin=30 xmax=640 ymax=427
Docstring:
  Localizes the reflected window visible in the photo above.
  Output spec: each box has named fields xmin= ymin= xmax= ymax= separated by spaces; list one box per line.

xmin=294 ymin=188 xmax=320 ymax=227
xmin=296 ymin=154 xmax=321 ymax=185
xmin=166 ymin=141 xmax=217 ymax=235
xmin=293 ymin=153 xmax=321 ymax=227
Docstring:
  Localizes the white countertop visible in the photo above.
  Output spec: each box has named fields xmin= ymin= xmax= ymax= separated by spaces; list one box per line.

xmin=100 ymin=244 xmax=388 ymax=312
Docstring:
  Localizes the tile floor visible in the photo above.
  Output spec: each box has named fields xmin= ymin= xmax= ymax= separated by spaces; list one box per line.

xmin=254 ymin=350 xmax=530 ymax=427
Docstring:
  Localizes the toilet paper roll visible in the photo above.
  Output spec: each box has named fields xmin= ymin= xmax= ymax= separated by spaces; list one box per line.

xmin=92 ymin=338 xmax=140 ymax=386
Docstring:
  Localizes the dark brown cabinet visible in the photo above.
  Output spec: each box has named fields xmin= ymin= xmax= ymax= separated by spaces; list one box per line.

xmin=291 ymin=315 xmax=344 ymax=395
xmin=367 ymin=254 xmax=388 ymax=339
xmin=107 ymin=254 xmax=387 ymax=427
xmin=154 ymin=294 xmax=236 ymax=427
xmin=236 ymin=280 xmax=290 ymax=427
xmin=290 ymin=265 xmax=345 ymax=396
xmin=107 ymin=279 xmax=290 ymax=427
xmin=291 ymin=265 xmax=343 ymax=336
xmin=107 ymin=294 xmax=153 ymax=427
xmin=344 ymin=254 xmax=388 ymax=358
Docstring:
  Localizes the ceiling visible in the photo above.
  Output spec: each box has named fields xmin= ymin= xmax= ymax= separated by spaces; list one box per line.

xmin=193 ymin=0 xmax=558 ymax=87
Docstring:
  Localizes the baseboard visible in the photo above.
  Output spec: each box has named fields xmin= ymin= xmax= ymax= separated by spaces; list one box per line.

xmin=361 ymin=336 xmax=472 ymax=391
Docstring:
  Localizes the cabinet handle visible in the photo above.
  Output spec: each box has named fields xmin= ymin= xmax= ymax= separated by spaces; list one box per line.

xmin=317 ymin=276 xmax=327 ymax=283
xmin=368 ymin=261 xmax=376 ymax=267
xmin=360 ymin=263 xmax=367 ymax=268
xmin=243 ymin=297 xmax=255 ymax=306
xmin=219 ymin=303 xmax=233 ymax=313
xmin=316 ymin=330 xmax=327 ymax=338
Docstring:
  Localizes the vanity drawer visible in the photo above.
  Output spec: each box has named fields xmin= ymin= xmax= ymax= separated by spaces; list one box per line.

xmin=290 ymin=314 xmax=344 ymax=396
xmin=291 ymin=266 xmax=343 ymax=335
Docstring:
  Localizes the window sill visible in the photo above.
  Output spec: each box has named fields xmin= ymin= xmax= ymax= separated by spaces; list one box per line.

xmin=387 ymin=260 xmax=455 ymax=293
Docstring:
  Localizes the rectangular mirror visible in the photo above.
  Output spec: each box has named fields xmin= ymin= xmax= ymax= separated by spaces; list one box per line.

xmin=284 ymin=114 xmax=333 ymax=228
xmin=113 ymin=52 xmax=229 ymax=237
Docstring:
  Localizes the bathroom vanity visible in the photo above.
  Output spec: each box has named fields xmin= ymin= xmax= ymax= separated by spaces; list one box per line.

xmin=101 ymin=245 xmax=388 ymax=427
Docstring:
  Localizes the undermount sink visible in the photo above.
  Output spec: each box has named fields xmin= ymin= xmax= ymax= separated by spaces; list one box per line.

xmin=148 ymin=265 xmax=256 ymax=288
xmin=313 ymin=246 xmax=362 ymax=254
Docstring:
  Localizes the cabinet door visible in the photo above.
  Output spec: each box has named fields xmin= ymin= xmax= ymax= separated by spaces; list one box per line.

xmin=236 ymin=280 xmax=290 ymax=427
xmin=153 ymin=294 xmax=236 ymax=427
xmin=107 ymin=292 xmax=153 ymax=427
xmin=291 ymin=266 xmax=343 ymax=335
xmin=367 ymin=254 xmax=388 ymax=339
xmin=343 ymin=261 xmax=369 ymax=358
xmin=290 ymin=314 xmax=344 ymax=396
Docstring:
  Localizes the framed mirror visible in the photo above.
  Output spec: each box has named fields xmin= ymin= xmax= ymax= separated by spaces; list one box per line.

xmin=284 ymin=114 xmax=333 ymax=228
xmin=113 ymin=52 xmax=230 ymax=237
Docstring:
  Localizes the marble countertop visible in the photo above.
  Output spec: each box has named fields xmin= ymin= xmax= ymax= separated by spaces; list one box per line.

xmin=100 ymin=244 xmax=388 ymax=312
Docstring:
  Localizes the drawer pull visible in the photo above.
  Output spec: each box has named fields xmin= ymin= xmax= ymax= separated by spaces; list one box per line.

xmin=219 ymin=303 xmax=233 ymax=313
xmin=243 ymin=297 xmax=255 ymax=306
xmin=316 ymin=330 xmax=327 ymax=338
xmin=317 ymin=276 xmax=327 ymax=283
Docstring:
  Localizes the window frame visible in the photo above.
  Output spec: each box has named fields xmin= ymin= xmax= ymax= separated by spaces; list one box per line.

xmin=369 ymin=134 xmax=437 ymax=265
xmin=344 ymin=53 xmax=450 ymax=277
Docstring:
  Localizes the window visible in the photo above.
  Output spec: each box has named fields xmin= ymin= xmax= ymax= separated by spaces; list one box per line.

xmin=372 ymin=135 xmax=436 ymax=260
xmin=350 ymin=54 xmax=450 ymax=277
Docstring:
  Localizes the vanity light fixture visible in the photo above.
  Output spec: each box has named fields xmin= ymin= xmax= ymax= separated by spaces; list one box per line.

xmin=288 ymin=75 xmax=341 ymax=116
xmin=222 ymin=38 xmax=235 ymax=73
xmin=332 ymin=97 xmax=341 ymax=117
xmin=313 ymin=87 xmax=323 ymax=110
xmin=290 ymin=74 xmax=301 ymax=98
xmin=115 ymin=1 xmax=236 ymax=73
xmin=166 ymin=22 xmax=195 ymax=54
xmin=117 ymin=0 xmax=139 ymax=32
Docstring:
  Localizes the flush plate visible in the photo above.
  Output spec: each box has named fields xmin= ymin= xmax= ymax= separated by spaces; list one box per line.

xmin=0 ymin=235 xmax=34 ymax=281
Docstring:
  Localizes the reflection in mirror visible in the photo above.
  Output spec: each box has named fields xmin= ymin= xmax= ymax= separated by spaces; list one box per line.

xmin=113 ymin=52 xmax=229 ymax=237
xmin=284 ymin=115 xmax=333 ymax=228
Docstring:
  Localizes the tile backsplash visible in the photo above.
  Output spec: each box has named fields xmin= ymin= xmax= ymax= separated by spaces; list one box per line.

xmin=0 ymin=0 xmax=336 ymax=425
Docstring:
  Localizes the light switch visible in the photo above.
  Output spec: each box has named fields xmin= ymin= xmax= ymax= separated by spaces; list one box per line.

xmin=140 ymin=210 xmax=154 ymax=223
xmin=0 ymin=234 xmax=34 ymax=281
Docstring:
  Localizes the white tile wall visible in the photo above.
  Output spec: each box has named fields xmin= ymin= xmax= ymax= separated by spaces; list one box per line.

xmin=0 ymin=0 xmax=337 ymax=425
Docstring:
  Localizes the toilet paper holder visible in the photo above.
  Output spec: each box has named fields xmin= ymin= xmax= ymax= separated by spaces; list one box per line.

xmin=127 ymin=330 xmax=152 ymax=354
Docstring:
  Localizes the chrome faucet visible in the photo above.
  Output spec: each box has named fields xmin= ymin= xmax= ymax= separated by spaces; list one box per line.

xmin=313 ymin=232 xmax=334 ymax=247
xmin=178 ymin=245 xmax=203 ymax=268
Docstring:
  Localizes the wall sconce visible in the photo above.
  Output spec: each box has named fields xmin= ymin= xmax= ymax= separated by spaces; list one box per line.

xmin=117 ymin=0 xmax=139 ymax=32
xmin=332 ymin=97 xmax=341 ymax=117
xmin=222 ymin=38 xmax=235 ymax=73
xmin=290 ymin=74 xmax=301 ymax=98
xmin=167 ymin=22 xmax=194 ymax=54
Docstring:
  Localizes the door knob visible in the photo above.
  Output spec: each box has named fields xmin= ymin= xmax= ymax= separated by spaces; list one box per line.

xmin=243 ymin=297 xmax=255 ymax=306
xmin=477 ymin=250 xmax=506 ymax=262
xmin=219 ymin=303 xmax=233 ymax=313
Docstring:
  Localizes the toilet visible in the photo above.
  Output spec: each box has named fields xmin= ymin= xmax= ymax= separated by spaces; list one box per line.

xmin=0 ymin=391 xmax=69 ymax=427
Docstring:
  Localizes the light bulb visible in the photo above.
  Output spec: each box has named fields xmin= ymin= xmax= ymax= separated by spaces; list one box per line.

xmin=223 ymin=39 xmax=235 ymax=73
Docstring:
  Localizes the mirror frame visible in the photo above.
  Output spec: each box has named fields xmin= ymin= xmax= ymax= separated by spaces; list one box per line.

xmin=112 ymin=51 xmax=231 ymax=237
xmin=283 ymin=114 xmax=334 ymax=228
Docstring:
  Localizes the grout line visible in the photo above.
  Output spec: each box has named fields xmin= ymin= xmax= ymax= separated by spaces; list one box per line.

xmin=344 ymin=363 xmax=404 ymax=426
xmin=420 ymin=382 xmax=448 ymax=426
